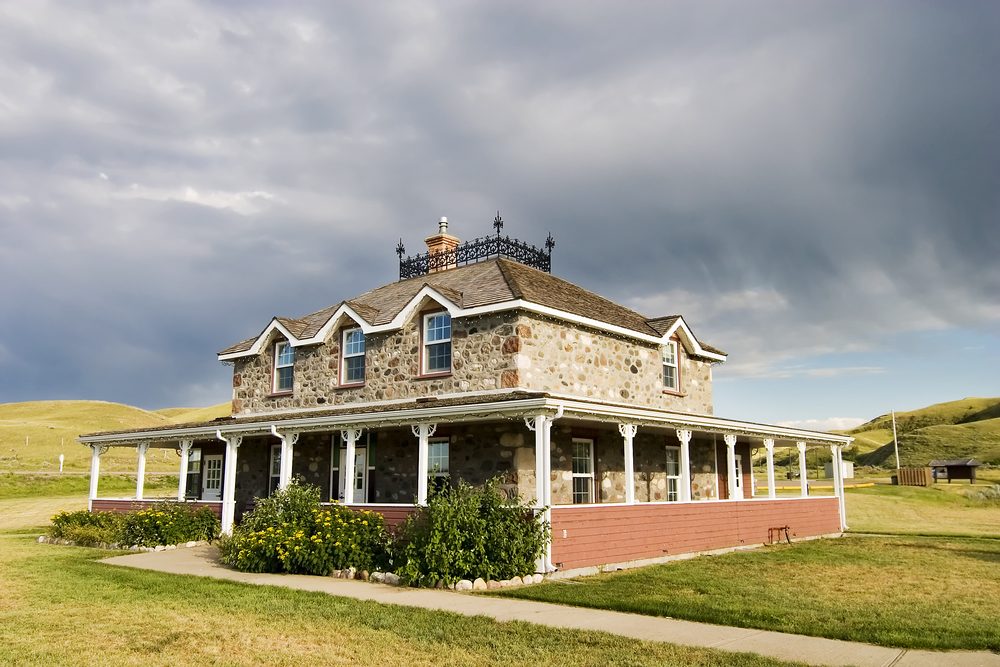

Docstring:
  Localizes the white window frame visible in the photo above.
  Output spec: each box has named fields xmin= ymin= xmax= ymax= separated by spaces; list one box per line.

xmin=665 ymin=445 xmax=681 ymax=502
xmin=571 ymin=438 xmax=595 ymax=504
xmin=428 ymin=437 xmax=450 ymax=477
xmin=662 ymin=340 xmax=679 ymax=392
xmin=185 ymin=447 xmax=202 ymax=499
xmin=273 ymin=341 xmax=295 ymax=393
xmin=341 ymin=327 xmax=366 ymax=385
xmin=268 ymin=444 xmax=282 ymax=495
xmin=422 ymin=312 xmax=452 ymax=375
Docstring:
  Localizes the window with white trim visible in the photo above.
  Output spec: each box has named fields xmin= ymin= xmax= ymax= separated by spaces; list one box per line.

xmin=428 ymin=437 xmax=449 ymax=477
xmin=341 ymin=328 xmax=365 ymax=384
xmin=273 ymin=341 xmax=295 ymax=393
xmin=423 ymin=312 xmax=452 ymax=374
xmin=571 ymin=438 xmax=595 ymax=504
xmin=665 ymin=445 xmax=681 ymax=502
xmin=269 ymin=444 xmax=282 ymax=495
xmin=662 ymin=340 xmax=679 ymax=391
xmin=185 ymin=448 xmax=201 ymax=500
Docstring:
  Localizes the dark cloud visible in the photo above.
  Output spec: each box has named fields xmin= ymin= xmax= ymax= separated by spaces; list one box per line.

xmin=1 ymin=1 xmax=997 ymax=410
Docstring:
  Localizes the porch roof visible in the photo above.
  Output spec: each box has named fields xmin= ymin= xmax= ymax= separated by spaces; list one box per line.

xmin=78 ymin=391 xmax=853 ymax=448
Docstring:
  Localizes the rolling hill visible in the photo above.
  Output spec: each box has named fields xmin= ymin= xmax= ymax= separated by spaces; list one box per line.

xmin=846 ymin=397 xmax=1000 ymax=467
xmin=0 ymin=400 xmax=231 ymax=473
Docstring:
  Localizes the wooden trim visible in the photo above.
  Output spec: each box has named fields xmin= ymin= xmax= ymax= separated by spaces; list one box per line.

xmin=338 ymin=325 xmax=366 ymax=387
xmin=419 ymin=309 xmax=452 ymax=376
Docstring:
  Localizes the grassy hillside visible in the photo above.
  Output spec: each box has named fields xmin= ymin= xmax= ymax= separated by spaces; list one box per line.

xmin=0 ymin=400 xmax=230 ymax=473
xmin=154 ymin=404 xmax=232 ymax=424
xmin=848 ymin=397 xmax=1000 ymax=467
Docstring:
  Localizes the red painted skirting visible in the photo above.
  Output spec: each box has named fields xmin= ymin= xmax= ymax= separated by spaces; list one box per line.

xmin=90 ymin=499 xmax=223 ymax=519
xmin=334 ymin=504 xmax=417 ymax=531
xmin=550 ymin=497 xmax=841 ymax=570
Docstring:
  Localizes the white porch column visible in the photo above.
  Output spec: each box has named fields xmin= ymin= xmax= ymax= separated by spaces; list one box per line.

xmin=135 ymin=443 xmax=149 ymax=500
xmin=724 ymin=434 xmax=739 ymax=500
xmin=280 ymin=432 xmax=299 ymax=490
xmin=764 ymin=438 xmax=776 ymax=500
xmin=219 ymin=434 xmax=242 ymax=535
xmin=525 ymin=415 xmax=547 ymax=508
xmin=835 ymin=445 xmax=848 ymax=530
xmin=796 ymin=442 xmax=808 ymax=497
xmin=619 ymin=424 xmax=638 ymax=504
xmin=177 ymin=440 xmax=193 ymax=501
xmin=88 ymin=445 xmax=106 ymax=511
xmin=829 ymin=444 xmax=845 ymax=531
xmin=340 ymin=428 xmax=362 ymax=503
xmin=412 ymin=423 xmax=437 ymax=505
xmin=675 ymin=429 xmax=692 ymax=502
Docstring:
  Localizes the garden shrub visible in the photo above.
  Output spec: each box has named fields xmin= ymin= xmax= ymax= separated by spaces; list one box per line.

xmin=393 ymin=478 xmax=548 ymax=586
xmin=965 ymin=484 xmax=1000 ymax=505
xmin=220 ymin=482 xmax=391 ymax=575
xmin=50 ymin=510 xmax=123 ymax=546
xmin=49 ymin=504 xmax=219 ymax=547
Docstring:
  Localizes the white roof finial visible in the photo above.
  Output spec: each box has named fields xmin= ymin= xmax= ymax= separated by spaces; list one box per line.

xmin=438 ymin=216 xmax=448 ymax=234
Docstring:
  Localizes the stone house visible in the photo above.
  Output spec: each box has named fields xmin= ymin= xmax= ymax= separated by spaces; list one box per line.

xmin=81 ymin=218 xmax=852 ymax=575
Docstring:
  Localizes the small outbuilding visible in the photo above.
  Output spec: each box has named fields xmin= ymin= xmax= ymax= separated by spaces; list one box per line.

xmin=929 ymin=459 xmax=980 ymax=484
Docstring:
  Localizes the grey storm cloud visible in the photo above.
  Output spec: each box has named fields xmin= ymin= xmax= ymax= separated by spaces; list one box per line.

xmin=0 ymin=1 xmax=997 ymax=407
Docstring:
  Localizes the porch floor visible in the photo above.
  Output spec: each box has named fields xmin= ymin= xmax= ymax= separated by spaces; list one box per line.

xmin=100 ymin=546 xmax=997 ymax=667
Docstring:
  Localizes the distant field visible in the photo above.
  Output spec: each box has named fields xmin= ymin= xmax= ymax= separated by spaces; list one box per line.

xmin=845 ymin=481 xmax=1000 ymax=537
xmin=0 ymin=400 xmax=229 ymax=473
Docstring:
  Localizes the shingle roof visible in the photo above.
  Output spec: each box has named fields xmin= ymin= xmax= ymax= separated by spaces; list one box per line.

xmin=219 ymin=258 xmax=725 ymax=357
xmin=929 ymin=459 xmax=980 ymax=467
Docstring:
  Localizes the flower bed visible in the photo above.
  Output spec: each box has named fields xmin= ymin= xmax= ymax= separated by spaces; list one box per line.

xmin=48 ymin=504 xmax=220 ymax=548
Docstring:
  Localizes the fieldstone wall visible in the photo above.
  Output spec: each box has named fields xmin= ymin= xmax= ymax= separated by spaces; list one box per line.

xmin=231 ymin=312 xmax=522 ymax=415
xmin=515 ymin=313 xmax=714 ymax=413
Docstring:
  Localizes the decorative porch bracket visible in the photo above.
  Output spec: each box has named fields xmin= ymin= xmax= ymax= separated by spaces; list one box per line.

xmin=618 ymin=424 xmax=638 ymax=504
xmin=340 ymin=428 xmax=364 ymax=503
xmin=723 ymin=434 xmax=739 ymax=500
xmin=675 ymin=429 xmax=693 ymax=502
xmin=411 ymin=424 xmax=438 ymax=505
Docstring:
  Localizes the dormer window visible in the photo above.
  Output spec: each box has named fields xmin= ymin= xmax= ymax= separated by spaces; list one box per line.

xmin=422 ymin=312 xmax=451 ymax=374
xmin=273 ymin=341 xmax=295 ymax=393
xmin=341 ymin=328 xmax=365 ymax=385
xmin=662 ymin=340 xmax=679 ymax=392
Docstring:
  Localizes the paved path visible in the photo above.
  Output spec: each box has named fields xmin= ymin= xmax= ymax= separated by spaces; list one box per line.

xmin=102 ymin=546 xmax=1000 ymax=667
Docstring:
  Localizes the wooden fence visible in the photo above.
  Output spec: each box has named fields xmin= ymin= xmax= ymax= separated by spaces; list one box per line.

xmin=896 ymin=467 xmax=932 ymax=487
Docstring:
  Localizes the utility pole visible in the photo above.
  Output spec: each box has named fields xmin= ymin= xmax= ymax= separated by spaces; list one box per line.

xmin=891 ymin=410 xmax=901 ymax=471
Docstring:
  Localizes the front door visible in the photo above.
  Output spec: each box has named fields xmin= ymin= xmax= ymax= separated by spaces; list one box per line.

xmin=734 ymin=454 xmax=745 ymax=499
xmin=202 ymin=455 xmax=224 ymax=501
xmin=339 ymin=447 xmax=367 ymax=503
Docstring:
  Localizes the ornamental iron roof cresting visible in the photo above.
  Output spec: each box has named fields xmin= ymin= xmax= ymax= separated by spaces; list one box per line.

xmin=397 ymin=213 xmax=555 ymax=280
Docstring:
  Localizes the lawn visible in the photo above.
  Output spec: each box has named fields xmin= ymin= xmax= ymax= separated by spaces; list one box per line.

xmin=845 ymin=481 xmax=1000 ymax=537
xmin=0 ymin=536 xmax=797 ymax=667
xmin=495 ymin=536 xmax=1000 ymax=651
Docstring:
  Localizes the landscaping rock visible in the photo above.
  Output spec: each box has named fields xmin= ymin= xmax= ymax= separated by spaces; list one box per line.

xmin=345 ymin=567 xmax=356 ymax=580
xmin=154 ymin=545 xmax=165 ymax=552
xmin=509 ymin=576 xmax=523 ymax=586
xmin=165 ymin=544 xmax=177 ymax=551
xmin=455 ymin=580 xmax=473 ymax=591
xmin=359 ymin=570 xmax=369 ymax=581
xmin=498 ymin=579 xmax=510 ymax=588
xmin=330 ymin=570 xmax=342 ymax=578
xmin=486 ymin=580 xmax=502 ymax=590
xmin=472 ymin=578 xmax=487 ymax=591
xmin=383 ymin=573 xmax=401 ymax=586
xmin=37 ymin=536 xmax=46 ymax=544
xmin=185 ymin=541 xmax=198 ymax=548
xmin=531 ymin=573 xmax=544 ymax=584
xmin=370 ymin=572 xmax=385 ymax=583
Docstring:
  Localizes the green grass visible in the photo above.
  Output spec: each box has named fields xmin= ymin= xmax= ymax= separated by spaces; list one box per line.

xmin=845 ymin=482 xmax=1000 ymax=537
xmin=0 ymin=400 xmax=229 ymax=473
xmin=495 ymin=536 xmax=1000 ymax=651
xmin=0 ymin=473 xmax=179 ymax=500
xmin=0 ymin=536 xmax=796 ymax=667
xmin=842 ymin=397 xmax=1000 ymax=466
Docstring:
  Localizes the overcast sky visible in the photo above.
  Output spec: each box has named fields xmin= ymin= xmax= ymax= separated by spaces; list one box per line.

xmin=2 ymin=1 xmax=998 ymax=429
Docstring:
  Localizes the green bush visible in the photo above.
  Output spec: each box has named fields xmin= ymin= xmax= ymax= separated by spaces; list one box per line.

xmin=49 ymin=505 xmax=219 ymax=548
xmin=393 ymin=479 xmax=548 ymax=586
xmin=220 ymin=482 xmax=391 ymax=575
xmin=50 ymin=510 xmax=124 ymax=546
xmin=118 ymin=504 xmax=220 ymax=547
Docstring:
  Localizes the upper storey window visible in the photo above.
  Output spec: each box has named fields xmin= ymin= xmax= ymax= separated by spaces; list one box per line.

xmin=662 ymin=340 xmax=679 ymax=392
xmin=423 ymin=312 xmax=452 ymax=374
xmin=273 ymin=341 xmax=295 ymax=393
xmin=341 ymin=328 xmax=366 ymax=385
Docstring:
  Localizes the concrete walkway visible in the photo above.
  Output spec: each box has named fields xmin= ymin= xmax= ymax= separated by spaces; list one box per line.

xmin=102 ymin=546 xmax=1000 ymax=667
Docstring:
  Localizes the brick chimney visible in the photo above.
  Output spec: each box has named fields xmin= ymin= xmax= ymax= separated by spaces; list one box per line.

xmin=424 ymin=217 xmax=460 ymax=273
